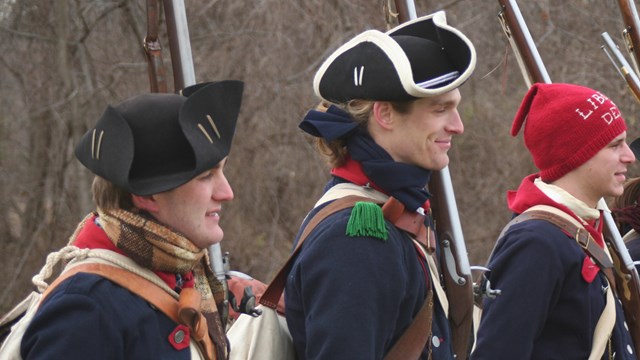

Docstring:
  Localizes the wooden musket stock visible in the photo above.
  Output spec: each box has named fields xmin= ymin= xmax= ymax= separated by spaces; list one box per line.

xmin=496 ymin=0 xmax=550 ymax=85
xmin=143 ymin=0 xmax=167 ymax=93
xmin=617 ymin=0 xmax=640 ymax=75
xmin=601 ymin=31 xmax=640 ymax=103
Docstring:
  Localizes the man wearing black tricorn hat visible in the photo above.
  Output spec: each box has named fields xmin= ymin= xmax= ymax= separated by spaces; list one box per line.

xmin=285 ymin=11 xmax=475 ymax=359
xmin=19 ymin=81 xmax=243 ymax=359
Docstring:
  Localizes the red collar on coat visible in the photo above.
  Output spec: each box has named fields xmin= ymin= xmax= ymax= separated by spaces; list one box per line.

xmin=72 ymin=214 xmax=194 ymax=290
xmin=331 ymin=156 xmax=431 ymax=210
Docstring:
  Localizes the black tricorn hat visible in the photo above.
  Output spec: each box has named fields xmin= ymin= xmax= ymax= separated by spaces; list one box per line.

xmin=313 ymin=11 xmax=476 ymax=103
xmin=75 ymin=80 xmax=243 ymax=196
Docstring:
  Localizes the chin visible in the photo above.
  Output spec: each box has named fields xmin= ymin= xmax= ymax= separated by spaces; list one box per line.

xmin=210 ymin=230 xmax=225 ymax=244
xmin=436 ymin=155 xmax=450 ymax=169
xmin=431 ymin=161 xmax=449 ymax=171
xmin=612 ymin=188 xmax=625 ymax=197
xmin=191 ymin=234 xmax=224 ymax=249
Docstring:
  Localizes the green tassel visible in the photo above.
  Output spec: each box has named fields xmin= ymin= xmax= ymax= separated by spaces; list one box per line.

xmin=346 ymin=202 xmax=388 ymax=240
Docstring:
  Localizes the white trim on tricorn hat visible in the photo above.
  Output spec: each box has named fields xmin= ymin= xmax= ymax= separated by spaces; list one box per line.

xmin=313 ymin=11 xmax=476 ymax=103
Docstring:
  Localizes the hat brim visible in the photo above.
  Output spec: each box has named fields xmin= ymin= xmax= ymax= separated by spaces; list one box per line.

xmin=313 ymin=11 xmax=476 ymax=102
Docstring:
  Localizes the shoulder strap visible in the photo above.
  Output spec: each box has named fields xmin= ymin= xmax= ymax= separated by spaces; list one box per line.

xmin=479 ymin=205 xmax=618 ymax=304
xmin=313 ymin=183 xmax=389 ymax=207
xmin=259 ymin=193 xmax=436 ymax=360
xmin=41 ymin=263 xmax=216 ymax=360
xmin=259 ymin=195 xmax=377 ymax=308
xmin=43 ymin=263 xmax=181 ymax=322
xmin=384 ymin=240 xmax=434 ymax=360
xmin=384 ymin=290 xmax=433 ymax=360
xmin=496 ymin=206 xmax=614 ymax=270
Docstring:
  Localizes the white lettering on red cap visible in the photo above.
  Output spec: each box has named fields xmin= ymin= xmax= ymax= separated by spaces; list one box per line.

xmin=601 ymin=106 xmax=621 ymax=125
xmin=575 ymin=92 xmax=615 ymax=122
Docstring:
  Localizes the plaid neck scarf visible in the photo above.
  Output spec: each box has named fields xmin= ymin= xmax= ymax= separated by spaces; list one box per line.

xmin=81 ymin=208 xmax=228 ymax=358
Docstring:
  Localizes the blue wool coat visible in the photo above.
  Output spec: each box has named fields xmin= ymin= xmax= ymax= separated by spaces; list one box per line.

xmin=471 ymin=219 xmax=636 ymax=360
xmin=21 ymin=273 xmax=192 ymax=360
xmin=284 ymin=194 xmax=453 ymax=359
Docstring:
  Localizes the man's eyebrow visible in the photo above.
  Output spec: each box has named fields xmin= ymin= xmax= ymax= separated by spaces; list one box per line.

xmin=428 ymin=98 xmax=458 ymax=107
xmin=608 ymin=137 xmax=626 ymax=145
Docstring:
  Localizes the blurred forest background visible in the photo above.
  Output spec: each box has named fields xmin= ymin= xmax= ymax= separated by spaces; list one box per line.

xmin=2 ymin=0 xmax=640 ymax=313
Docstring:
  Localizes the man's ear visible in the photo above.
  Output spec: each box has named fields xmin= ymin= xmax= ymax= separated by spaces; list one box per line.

xmin=372 ymin=101 xmax=394 ymax=130
xmin=131 ymin=194 xmax=159 ymax=213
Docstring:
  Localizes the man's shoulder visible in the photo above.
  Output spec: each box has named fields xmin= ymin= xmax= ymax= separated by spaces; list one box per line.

xmin=495 ymin=216 xmax=583 ymax=257
xmin=41 ymin=271 xmax=150 ymax=310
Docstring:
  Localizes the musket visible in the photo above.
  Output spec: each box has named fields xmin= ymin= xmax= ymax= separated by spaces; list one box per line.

xmin=393 ymin=2 xmax=473 ymax=358
xmin=601 ymin=31 xmax=640 ymax=103
xmin=496 ymin=0 xmax=551 ymax=86
xmin=160 ymin=0 xmax=196 ymax=90
xmin=498 ymin=0 xmax=640 ymax=356
xmin=601 ymin=198 xmax=640 ymax=358
xmin=144 ymin=0 xmax=230 ymax=324
xmin=143 ymin=0 xmax=167 ymax=93
xmin=616 ymin=0 xmax=640 ymax=75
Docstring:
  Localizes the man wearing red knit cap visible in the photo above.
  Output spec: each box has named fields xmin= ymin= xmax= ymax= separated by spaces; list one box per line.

xmin=472 ymin=83 xmax=637 ymax=360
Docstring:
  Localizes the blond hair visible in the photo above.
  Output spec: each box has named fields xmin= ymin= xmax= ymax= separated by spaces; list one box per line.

xmin=314 ymin=99 xmax=413 ymax=167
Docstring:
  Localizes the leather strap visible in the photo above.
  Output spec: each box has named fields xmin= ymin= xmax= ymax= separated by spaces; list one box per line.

xmin=498 ymin=207 xmax=616 ymax=290
xmin=384 ymin=237 xmax=437 ymax=360
xmin=259 ymin=195 xmax=379 ymax=308
xmin=381 ymin=196 xmax=436 ymax=252
xmin=384 ymin=290 xmax=434 ymax=360
xmin=178 ymin=287 xmax=216 ymax=360
xmin=258 ymin=194 xmax=436 ymax=359
xmin=41 ymin=263 xmax=216 ymax=360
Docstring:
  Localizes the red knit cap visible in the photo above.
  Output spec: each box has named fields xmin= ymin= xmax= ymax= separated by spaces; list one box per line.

xmin=511 ymin=83 xmax=627 ymax=182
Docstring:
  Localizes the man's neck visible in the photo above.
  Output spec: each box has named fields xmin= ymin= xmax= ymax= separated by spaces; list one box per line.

xmin=534 ymin=177 xmax=601 ymax=220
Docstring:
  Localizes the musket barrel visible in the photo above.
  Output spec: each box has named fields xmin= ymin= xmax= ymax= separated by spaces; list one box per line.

xmin=394 ymin=0 xmax=417 ymax=24
xmin=600 ymin=199 xmax=637 ymax=272
xmin=499 ymin=0 xmax=551 ymax=84
xmin=601 ymin=31 xmax=640 ymax=102
xmin=617 ymin=0 xmax=640 ymax=74
xmin=162 ymin=0 xmax=196 ymax=90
